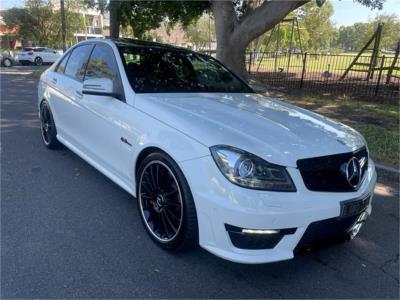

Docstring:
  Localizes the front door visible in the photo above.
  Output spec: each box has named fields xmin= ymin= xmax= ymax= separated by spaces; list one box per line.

xmin=79 ymin=44 xmax=125 ymax=179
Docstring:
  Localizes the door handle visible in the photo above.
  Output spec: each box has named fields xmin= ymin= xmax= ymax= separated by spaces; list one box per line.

xmin=51 ymin=78 xmax=57 ymax=84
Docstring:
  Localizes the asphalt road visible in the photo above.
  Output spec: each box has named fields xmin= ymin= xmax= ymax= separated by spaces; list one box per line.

xmin=1 ymin=67 xmax=399 ymax=299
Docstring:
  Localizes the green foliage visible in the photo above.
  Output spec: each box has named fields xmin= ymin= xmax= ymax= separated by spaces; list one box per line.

xmin=185 ymin=13 xmax=215 ymax=50
xmin=299 ymin=1 xmax=335 ymax=52
xmin=83 ymin=0 xmax=108 ymax=13
xmin=259 ymin=1 xmax=335 ymax=52
xmin=2 ymin=0 xmax=85 ymax=48
xmin=334 ymin=14 xmax=400 ymax=52
xmin=117 ymin=0 xmax=210 ymax=39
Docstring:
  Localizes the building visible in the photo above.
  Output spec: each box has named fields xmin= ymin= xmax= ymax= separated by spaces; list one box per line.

xmin=0 ymin=2 xmax=109 ymax=49
xmin=50 ymin=0 xmax=109 ymax=42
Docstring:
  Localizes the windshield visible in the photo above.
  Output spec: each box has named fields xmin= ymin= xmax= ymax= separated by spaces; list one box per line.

xmin=118 ymin=45 xmax=253 ymax=94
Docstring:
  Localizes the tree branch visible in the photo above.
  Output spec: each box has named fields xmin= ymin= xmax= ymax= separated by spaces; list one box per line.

xmin=235 ymin=0 xmax=310 ymax=45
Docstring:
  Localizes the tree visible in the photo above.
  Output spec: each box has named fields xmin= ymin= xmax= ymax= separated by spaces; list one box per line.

xmin=210 ymin=0 xmax=383 ymax=79
xmin=3 ymin=0 xmax=85 ymax=48
xmin=118 ymin=1 xmax=209 ymax=39
xmin=185 ymin=13 xmax=215 ymax=50
xmin=298 ymin=1 xmax=335 ymax=51
xmin=334 ymin=14 xmax=399 ymax=52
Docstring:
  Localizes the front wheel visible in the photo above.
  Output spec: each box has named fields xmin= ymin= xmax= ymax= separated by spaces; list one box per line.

xmin=137 ymin=152 xmax=198 ymax=250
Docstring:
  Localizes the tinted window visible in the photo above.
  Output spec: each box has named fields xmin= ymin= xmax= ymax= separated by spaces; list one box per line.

xmin=23 ymin=47 xmax=33 ymax=51
xmin=64 ymin=44 xmax=93 ymax=81
xmin=56 ymin=52 xmax=71 ymax=74
xmin=118 ymin=46 xmax=253 ymax=93
xmin=85 ymin=45 xmax=118 ymax=81
xmin=33 ymin=48 xmax=45 ymax=52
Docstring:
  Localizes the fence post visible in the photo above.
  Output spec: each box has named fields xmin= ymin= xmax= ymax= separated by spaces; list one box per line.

xmin=248 ymin=51 xmax=253 ymax=73
xmin=374 ymin=55 xmax=385 ymax=96
xmin=300 ymin=52 xmax=308 ymax=89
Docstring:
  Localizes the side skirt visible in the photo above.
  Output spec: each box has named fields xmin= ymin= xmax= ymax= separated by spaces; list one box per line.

xmin=57 ymin=134 xmax=135 ymax=196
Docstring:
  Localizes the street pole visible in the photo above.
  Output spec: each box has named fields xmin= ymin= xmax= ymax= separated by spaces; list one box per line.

xmin=60 ymin=0 xmax=67 ymax=51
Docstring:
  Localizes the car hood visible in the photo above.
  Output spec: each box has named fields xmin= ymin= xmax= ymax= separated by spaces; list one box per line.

xmin=135 ymin=93 xmax=365 ymax=167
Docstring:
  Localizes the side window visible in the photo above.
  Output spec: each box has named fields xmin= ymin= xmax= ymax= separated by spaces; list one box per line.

xmin=56 ymin=52 xmax=71 ymax=74
xmin=85 ymin=44 xmax=118 ymax=82
xmin=64 ymin=44 xmax=93 ymax=81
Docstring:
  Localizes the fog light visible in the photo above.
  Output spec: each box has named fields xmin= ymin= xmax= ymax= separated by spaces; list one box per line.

xmin=225 ymin=224 xmax=297 ymax=250
xmin=241 ymin=228 xmax=280 ymax=235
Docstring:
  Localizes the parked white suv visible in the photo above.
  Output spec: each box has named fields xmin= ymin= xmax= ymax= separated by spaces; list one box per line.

xmin=16 ymin=47 xmax=61 ymax=66
xmin=37 ymin=39 xmax=377 ymax=264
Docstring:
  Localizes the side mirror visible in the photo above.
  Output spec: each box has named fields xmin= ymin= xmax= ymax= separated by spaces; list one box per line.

xmin=82 ymin=78 xmax=120 ymax=99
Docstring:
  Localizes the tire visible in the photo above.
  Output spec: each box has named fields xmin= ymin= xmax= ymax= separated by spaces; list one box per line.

xmin=137 ymin=151 xmax=198 ymax=251
xmin=2 ymin=58 xmax=12 ymax=67
xmin=39 ymin=101 xmax=61 ymax=149
xmin=35 ymin=56 xmax=43 ymax=66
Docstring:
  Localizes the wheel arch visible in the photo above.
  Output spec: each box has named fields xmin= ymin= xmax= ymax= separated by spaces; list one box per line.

xmin=134 ymin=146 xmax=171 ymax=179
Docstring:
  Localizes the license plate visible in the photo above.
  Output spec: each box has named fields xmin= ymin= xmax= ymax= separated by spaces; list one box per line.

xmin=340 ymin=194 xmax=370 ymax=217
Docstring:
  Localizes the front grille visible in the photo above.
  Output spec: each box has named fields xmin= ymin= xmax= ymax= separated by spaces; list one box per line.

xmin=297 ymin=147 xmax=368 ymax=192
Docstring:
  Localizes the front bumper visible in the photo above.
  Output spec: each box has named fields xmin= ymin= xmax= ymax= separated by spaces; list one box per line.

xmin=179 ymin=156 xmax=377 ymax=264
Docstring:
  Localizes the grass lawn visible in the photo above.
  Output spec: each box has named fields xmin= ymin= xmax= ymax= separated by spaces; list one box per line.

xmin=266 ymin=90 xmax=399 ymax=166
xmin=251 ymin=53 xmax=399 ymax=76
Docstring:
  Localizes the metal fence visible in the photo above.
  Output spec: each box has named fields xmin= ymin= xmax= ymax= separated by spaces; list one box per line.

xmin=246 ymin=51 xmax=400 ymax=101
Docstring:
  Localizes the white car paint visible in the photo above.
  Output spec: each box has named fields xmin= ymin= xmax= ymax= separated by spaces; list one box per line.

xmin=38 ymin=39 xmax=377 ymax=264
xmin=17 ymin=47 xmax=61 ymax=64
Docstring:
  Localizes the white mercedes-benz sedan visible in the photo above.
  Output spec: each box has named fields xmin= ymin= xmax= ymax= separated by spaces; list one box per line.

xmin=38 ymin=39 xmax=377 ymax=264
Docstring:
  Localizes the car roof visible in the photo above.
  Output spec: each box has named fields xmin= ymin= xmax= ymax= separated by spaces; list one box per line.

xmin=70 ymin=38 xmax=204 ymax=57
xmin=111 ymin=38 xmax=191 ymax=51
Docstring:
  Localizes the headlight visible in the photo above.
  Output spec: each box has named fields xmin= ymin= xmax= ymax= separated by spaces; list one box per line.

xmin=210 ymin=145 xmax=296 ymax=192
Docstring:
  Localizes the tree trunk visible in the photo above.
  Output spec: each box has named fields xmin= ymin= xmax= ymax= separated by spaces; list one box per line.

xmin=211 ymin=0 xmax=309 ymax=81
xmin=109 ymin=0 xmax=120 ymax=38
xmin=212 ymin=1 xmax=248 ymax=79
xmin=218 ymin=43 xmax=247 ymax=79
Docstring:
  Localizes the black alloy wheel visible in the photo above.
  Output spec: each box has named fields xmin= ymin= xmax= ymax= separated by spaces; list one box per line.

xmin=40 ymin=101 xmax=61 ymax=149
xmin=137 ymin=152 xmax=198 ymax=250
xmin=35 ymin=56 xmax=43 ymax=66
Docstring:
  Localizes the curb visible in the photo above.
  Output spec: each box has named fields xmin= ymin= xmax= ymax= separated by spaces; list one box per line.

xmin=375 ymin=163 xmax=399 ymax=174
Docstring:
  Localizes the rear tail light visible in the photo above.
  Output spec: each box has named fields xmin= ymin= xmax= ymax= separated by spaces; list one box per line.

xmin=28 ymin=51 xmax=33 ymax=55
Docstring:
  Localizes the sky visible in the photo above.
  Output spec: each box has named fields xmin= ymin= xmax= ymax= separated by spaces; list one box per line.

xmin=1 ymin=0 xmax=399 ymax=27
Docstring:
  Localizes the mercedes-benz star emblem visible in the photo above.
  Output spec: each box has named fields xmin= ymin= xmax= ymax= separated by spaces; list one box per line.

xmin=344 ymin=157 xmax=361 ymax=188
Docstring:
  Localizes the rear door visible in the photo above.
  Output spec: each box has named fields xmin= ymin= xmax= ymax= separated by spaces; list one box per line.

xmin=80 ymin=43 xmax=125 ymax=178
xmin=33 ymin=48 xmax=45 ymax=62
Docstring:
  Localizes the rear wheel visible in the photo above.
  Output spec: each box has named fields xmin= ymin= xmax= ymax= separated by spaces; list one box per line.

xmin=137 ymin=152 xmax=198 ymax=250
xmin=35 ymin=56 xmax=43 ymax=66
xmin=40 ymin=101 xmax=61 ymax=149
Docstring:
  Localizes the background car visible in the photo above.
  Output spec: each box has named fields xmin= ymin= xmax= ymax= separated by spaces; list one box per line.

xmin=0 ymin=51 xmax=15 ymax=67
xmin=16 ymin=47 xmax=61 ymax=66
